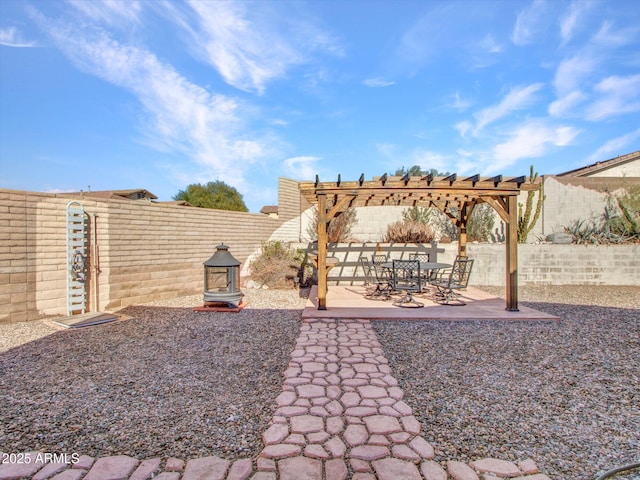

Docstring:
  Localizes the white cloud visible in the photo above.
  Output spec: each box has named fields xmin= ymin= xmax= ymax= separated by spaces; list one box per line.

xmin=32 ymin=11 xmax=268 ymax=192
xmin=472 ymin=83 xmax=544 ymax=135
xmin=548 ymin=90 xmax=586 ymax=117
xmin=362 ymin=78 xmax=395 ymax=88
xmin=480 ymin=34 xmax=502 ymax=54
xmin=178 ymin=1 xmax=341 ymax=94
xmin=451 ymin=92 xmax=471 ymax=112
xmin=0 ymin=27 xmax=36 ymax=47
xmin=283 ymin=156 xmax=321 ymax=180
xmin=586 ymin=74 xmax=640 ymax=121
xmin=586 ymin=128 xmax=640 ymax=162
xmin=67 ymin=0 xmax=143 ymax=26
xmin=553 ymin=54 xmax=596 ymax=95
xmin=512 ymin=0 xmax=549 ymax=46
xmin=492 ymin=120 xmax=580 ymax=169
xmin=411 ymin=150 xmax=449 ymax=174
xmin=593 ymin=21 xmax=639 ymax=47
xmin=455 ymin=120 xmax=473 ymax=138
xmin=559 ymin=1 xmax=585 ymax=45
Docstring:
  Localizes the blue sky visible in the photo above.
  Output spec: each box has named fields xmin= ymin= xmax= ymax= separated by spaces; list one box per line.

xmin=1 ymin=0 xmax=639 ymax=212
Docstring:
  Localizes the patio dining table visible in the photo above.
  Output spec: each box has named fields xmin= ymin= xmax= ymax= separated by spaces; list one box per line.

xmin=382 ymin=261 xmax=452 ymax=292
xmin=382 ymin=261 xmax=451 ymax=273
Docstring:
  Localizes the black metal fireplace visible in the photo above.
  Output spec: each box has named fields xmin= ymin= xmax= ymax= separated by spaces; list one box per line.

xmin=203 ymin=244 xmax=244 ymax=308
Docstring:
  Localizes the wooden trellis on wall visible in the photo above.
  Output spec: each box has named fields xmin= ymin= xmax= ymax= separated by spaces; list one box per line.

xmin=299 ymin=173 xmax=541 ymax=311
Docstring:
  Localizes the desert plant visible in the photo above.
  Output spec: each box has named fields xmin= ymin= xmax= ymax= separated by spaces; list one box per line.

xmin=491 ymin=222 xmax=506 ymax=243
xmin=606 ymin=190 xmax=640 ymax=241
xmin=564 ymin=188 xmax=640 ymax=245
xmin=249 ymin=241 xmax=300 ymax=288
xmin=402 ymin=206 xmax=434 ymax=224
xmin=306 ymin=204 xmax=358 ymax=243
xmin=402 ymin=205 xmax=457 ymax=240
xmin=518 ymin=165 xmax=545 ymax=243
xmin=382 ymin=220 xmax=436 ymax=243
xmin=467 ymin=203 xmax=495 ymax=242
xmin=564 ymin=219 xmax=600 ymax=244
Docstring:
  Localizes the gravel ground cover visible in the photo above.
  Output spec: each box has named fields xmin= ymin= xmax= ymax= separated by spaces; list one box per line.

xmin=372 ymin=285 xmax=640 ymax=480
xmin=0 ymin=288 xmax=308 ymax=461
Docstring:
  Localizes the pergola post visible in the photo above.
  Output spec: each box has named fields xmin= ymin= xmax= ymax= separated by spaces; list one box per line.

xmin=459 ymin=224 xmax=467 ymax=258
xmin=505 ymin=195 xmax=519 ymax=311
xmin=317 ymin=194 xmax=328 ymax=310
xmin=458 ymin=201 xmax=475 ymax=258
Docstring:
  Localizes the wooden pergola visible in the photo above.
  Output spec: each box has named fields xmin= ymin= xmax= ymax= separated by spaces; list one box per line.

xmin=299 ymin=172 xmax=541 ymax=311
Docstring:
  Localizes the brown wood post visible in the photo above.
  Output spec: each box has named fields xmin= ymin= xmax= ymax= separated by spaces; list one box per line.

xmin=505 ymin=195 xmax=519 ymax=311
xmin=458 ymin=226 xmax=467 ymax=258
xmin=458 ymin=201 xmax=475 ymax=258
xmin=317 ymin=194 xmax=328 ymax=310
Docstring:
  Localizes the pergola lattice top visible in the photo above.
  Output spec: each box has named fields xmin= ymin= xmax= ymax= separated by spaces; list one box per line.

xmin=300 ymin=172 xmax=541 ymax=311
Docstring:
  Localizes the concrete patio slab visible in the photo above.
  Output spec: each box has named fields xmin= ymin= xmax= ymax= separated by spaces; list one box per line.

xmin=303 ymin=285 xmax=560 ymax=321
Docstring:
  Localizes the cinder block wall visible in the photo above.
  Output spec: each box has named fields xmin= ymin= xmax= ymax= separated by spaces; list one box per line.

xmin=1 ymin=189 xmax=281 ymax=323
xmin=278 ymin=177 xmax=310 ymax=223
xmin=443 ymin=243 xmax=639 ymax=287
xmin=313 ymin=242 xmax=639 ymax=287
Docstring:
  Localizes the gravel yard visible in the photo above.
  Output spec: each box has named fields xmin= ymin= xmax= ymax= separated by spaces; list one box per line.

xmin=0 ymin=289 xmax=307 ymax=461
xmin=1 ymin=285 xmax=638 ymax=480
xmin=372 ymin=285 xmax=640 ymax=480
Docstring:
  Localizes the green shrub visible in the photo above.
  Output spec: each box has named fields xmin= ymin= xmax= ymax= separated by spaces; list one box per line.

xmin=401 ymin=206 xmax=434 ymax=224
xmin=382 ymin=220 xmax=436 ymax=243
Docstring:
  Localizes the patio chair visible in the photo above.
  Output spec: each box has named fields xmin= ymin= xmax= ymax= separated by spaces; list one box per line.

xmin=391 ymin=259 xmax=424 ymax=308
xmin=364 ymin=254 xmax=392 ymax=300
xmin=428 ymin=254 xmax=468 ymax=286
xmin=432 ymin=258 xmax=474 ymax=305
xmin=409 ymin=252 xmax=436 ymax=285
xmin=359 ymin=256 xmax=375 ymax=291
xmin=409 ymin=252 xmax=430 ymax=262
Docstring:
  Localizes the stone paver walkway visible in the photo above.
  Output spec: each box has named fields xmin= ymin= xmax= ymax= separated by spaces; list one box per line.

xmin=0 ymin=318 xmax=552 ymax=480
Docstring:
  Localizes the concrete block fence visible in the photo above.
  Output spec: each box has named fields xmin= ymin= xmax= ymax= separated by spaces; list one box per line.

xmin=0 ymin=189 xmax=281 ymax=324
xmin=293 ymin=242 xmax=639 ymax=288
xmin=2 ymin=188 xmax=638 ymax=324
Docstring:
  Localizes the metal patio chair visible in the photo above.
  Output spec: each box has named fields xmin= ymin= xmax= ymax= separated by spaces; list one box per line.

xmin=359 ymin=256 xmax=376 ymax=292
xmin=391 ymin=259 xmax=424 ymax=308
xmin=428 ymin=254 xmax=468 ymax=286
xmin=364 ymin=255 xmax=392 ymax=300
xmin=409 ymin=252 xmax=437 ymax=285
xmin=432 ymin=257 xmax=474 ymax=305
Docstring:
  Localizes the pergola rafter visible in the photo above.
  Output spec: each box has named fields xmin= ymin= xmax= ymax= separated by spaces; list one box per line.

xmin=300 ymin=173 xmax=541 ymax=312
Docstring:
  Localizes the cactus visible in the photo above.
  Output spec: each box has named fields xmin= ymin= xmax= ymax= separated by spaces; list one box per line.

xmin=517 ymin=165 xmax=545 ymax=243
xmin=491 ymin=222 xmax=506 ymax=243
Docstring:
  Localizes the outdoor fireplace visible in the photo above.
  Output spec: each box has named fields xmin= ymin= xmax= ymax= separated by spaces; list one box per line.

xmin=203 ymin=244 xmax=244 ymax=308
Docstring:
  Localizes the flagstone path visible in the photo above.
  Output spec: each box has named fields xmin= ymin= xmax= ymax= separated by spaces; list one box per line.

xmin=0 ymin=318 xmax=551 ymax=480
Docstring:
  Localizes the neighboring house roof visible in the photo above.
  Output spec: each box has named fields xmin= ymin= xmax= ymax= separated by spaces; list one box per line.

xmin=260 ymin=205 xmax=278 ymax=215
xmin=64 ymin=189 xmax=158 ymax=200
xmin=557 ymin=150 xmax=640 ymax=177
xmin=157 ymin=200 xmax=193 ymax=207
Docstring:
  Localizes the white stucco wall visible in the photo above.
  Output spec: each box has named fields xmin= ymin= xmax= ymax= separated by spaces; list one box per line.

xmin=589 ymin=161 xmax=640 ymax=177
xmin=537 ymin=177 xmax=611 ymax=239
